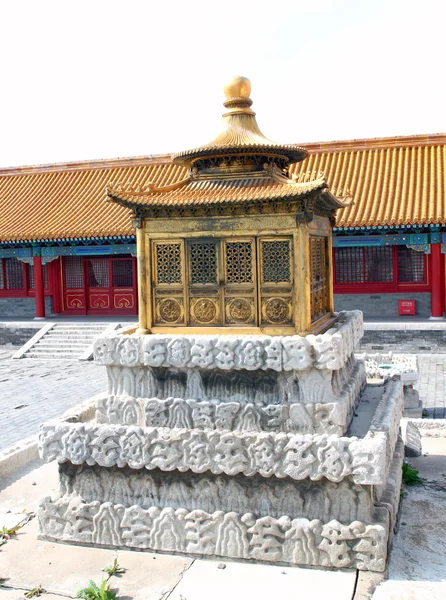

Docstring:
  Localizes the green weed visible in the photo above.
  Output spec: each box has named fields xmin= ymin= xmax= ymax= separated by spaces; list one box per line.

xmin=102 ymin=558 xmax=126 ymax=577
xmin=24 ymin=585 xmax=46 ymax=598
xmin=77 ymin=579 xmax=117 ymax=600
xmin=402 ymin=461 xmax=423 ymax=486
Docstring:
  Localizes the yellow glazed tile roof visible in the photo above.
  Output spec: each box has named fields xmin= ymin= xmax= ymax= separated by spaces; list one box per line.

xmin=290 ymin=133 xmax=446 ymax=228
xmin=107 ymin=172 xmax=326 ymax=208
xmin=0 ymin=156 xmax=185 ymax=242
xmin=0 ymin=133 xmax=445 ymax=243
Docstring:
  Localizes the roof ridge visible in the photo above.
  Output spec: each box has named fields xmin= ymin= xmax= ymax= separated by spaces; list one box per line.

xmin=302 ymin=132 xmax=446 ymax=153
xmin=0 ymin=153 xmax=174 ymax=177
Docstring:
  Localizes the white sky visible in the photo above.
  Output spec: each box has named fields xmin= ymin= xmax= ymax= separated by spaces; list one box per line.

xmin=1 ymin=0 xmax=445 ymax=168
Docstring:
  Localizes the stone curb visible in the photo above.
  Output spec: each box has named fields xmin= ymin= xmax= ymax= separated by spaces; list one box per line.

xmin=409 ymin=418 xmax=446 ymax=438
xmin=0 ymin=393 xmax=104 ymax=479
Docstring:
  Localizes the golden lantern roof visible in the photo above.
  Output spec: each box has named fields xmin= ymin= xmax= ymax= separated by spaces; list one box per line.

xmin=106 ymin=76 xmax=350 ymax=217
xmin=172 ymin=76 xmax=308 ymax=167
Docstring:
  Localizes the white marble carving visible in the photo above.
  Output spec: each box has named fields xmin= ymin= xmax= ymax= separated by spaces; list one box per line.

xmin=40 ymin=310 xmax=402 ymax=572
xmin=40 ymin=420 xmax=391 ymax=484
xmin=97 ymin=395 xmax=348 ymax=435
xmin=94 ymin=311 xmax=363 ymax=372
xmin=38 ymin=496 xmax=386 ymax=571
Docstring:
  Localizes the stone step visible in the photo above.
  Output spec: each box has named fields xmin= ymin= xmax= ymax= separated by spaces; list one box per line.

xmin=52 ymin=324 xmax=107 ymax=328
xmin=44 ymin=333 xmax=100 ymax=340
xmin=50 ymin=328 xmax=105 ymax=333
xmin=34 ymin=342 xmax=90 ymax=349
xmin=16 ymin=323 xmax=111 ymax=359
xmin=53 ymin=323 xmax=110 ymax=329
xmin=24 ymin=351 xmax=83 ymax=359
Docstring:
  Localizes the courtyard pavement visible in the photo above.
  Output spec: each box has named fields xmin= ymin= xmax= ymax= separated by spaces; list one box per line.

xmin=0 ymin=347 xmax=107 ymax=452
xmin=0 ymin=347 xmax=444 ymax=452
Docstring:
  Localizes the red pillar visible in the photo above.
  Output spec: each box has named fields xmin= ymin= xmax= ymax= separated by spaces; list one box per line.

xmin=430 ymin=243 xmax=444 ymax=318
xmin=34 ymin=256 xmax=46 ymax=319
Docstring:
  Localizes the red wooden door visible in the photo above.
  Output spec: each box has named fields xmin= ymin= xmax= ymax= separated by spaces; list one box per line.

xmin=86 ymin=258 xmax=111 ymax=312
xmin=110 ymin=257 xmax=137 ymax=313
xmin=62 ymin=256 xmax=87 ymax=313
xmin=62 ymin=256 xmax=137 ymax=315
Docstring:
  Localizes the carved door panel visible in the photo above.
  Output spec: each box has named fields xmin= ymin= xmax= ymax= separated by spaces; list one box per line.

xmin=111 ymin=258 xmax=137 ymax=312
xmin=258 ymin=237 xmax=294 ymax=326
xmin=310 ymin=235 xmax=329 ymax=323
xmin=86 ymin=258 xmax=111 ymax=312
xmin=187 ymin=240 xmax=222 ymax=326
xmin=223 ymin=239 xmax=257 ymax=326
xmin=152 ymin=240 xmax=186 ymax=326
xmin=62 ymin=256 xmax=86 ymax=313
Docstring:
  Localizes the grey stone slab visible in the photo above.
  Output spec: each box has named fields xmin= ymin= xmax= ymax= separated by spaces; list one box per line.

xmin=169 ymin=558 xmax=356 ymax=600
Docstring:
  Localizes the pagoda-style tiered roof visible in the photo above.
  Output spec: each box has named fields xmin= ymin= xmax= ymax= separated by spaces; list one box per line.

xmin=106 ymin=76 xmax=348 ymax=219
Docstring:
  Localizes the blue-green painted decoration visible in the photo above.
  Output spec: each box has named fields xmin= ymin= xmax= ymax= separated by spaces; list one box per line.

xmin=333 ymin=223 xmax=446 ymax=233
xmin=0 ymin=235 xmax=136 ymax=249
xmin=41 ymin=244 xmax=136 ymax=257
xmin=332 ymin=233 xmax=430 ymax=248
xmin=0 ymin=244 xmax=136 ymax=259
xmin=0 ymin=247 xmax=33 ymax=258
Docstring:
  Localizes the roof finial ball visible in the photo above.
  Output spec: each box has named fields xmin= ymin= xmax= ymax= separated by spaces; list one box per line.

xmin=223 ymin=76 xmax=254 ymax=115
xmin=224 ymin=76 xmax=252 ymax=100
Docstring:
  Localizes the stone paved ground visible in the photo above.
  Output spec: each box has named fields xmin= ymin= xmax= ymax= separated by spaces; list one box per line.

xmin=0 ymin=347 xmax=444 ymax=453
xmin=0 ymin=347 xmax=107 ymax=452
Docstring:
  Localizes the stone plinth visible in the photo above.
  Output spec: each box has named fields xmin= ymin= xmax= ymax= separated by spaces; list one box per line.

xmin=359 ymin=352 xmax=422 ymax=417
xmin=38 ymin=311 xmax=404 ymax=572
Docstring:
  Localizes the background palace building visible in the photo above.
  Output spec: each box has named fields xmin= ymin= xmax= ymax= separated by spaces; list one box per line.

xmin=0 ymin=133 xmax=445 ymax=320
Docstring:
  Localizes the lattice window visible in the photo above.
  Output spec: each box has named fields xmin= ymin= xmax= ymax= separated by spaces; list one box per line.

xmin=261 ymin=240 xmax=291 ymax=283
xmin=226 ymin=241 xmax=253 ymax=284
xmin=0 ymin=259 xmax=4 ymax=289
xmin=88 ymin=259 xmax=109 ymax=288
xmin=64 ymin=256 xmax=84 ymax=289
xmin=334 ymin=246 xmax=394 ymax=284
xmin=112 ymin=259 xmax=134 ymax=287
xmin=5 ymin=258 xmax=25 ymax=290
xmin=397 ymin=246 xmax=425 ymax=283
xmin=190 ymin=242 xmax=217 ymax=284
xmin=364 ymin=246 xmax=393 ymax=282
xmin=334 ymin=248 xmax=364 ymax=283
xmin=156 ymin=243 xmax=182 ymax=284
xmin=28 ymin=264 xmax=48 ymax=289
xmin=310 ymin=236 xmax=328 ymax=322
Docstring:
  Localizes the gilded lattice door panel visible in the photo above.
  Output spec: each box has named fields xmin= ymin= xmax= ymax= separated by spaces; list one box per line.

xmin=223 ymin=239 xmax=257 ymax=326
xmin=259 ymin=238 xmax=293 ymax=326
xmin=310 ymin=235 xmax=329 ymax=322
xmin=152 ymin=241 xmax=186 ymax=326
xmin=188 ymin=240 xmax=221 ymax=326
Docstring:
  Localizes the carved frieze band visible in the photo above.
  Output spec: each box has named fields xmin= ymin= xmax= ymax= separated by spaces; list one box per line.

xmin=96 ymin=395 xmax=347 ymax=436
xmin=93 ymin=310 xmax=364 ymax=372
xmin=39 ymin=421 xmax=387 ymax=484
xmin=38 ymin=498 xmax=387 ymax=571
xmin=58 ymin=463 xmax=374 ymax=523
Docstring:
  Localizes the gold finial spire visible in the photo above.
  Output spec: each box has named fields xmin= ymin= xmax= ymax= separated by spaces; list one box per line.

xmin=172 ymin=75 xmax=308 ymax=167
xmin=222 ymin=75 xmax=255 ymax=116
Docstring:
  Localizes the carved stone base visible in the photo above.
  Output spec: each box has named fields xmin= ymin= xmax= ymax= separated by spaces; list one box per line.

xmin=37 ymin=312 xmax=403 ymax=572
xmin=38 ymin=497 xmax=387 ymax=571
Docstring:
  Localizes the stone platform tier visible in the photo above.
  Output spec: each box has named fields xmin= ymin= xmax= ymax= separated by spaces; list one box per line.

xmin=38 ymin=311 xmax=404 ymax=572
xmin=95 ymin=310 xmax=365 ymax=437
